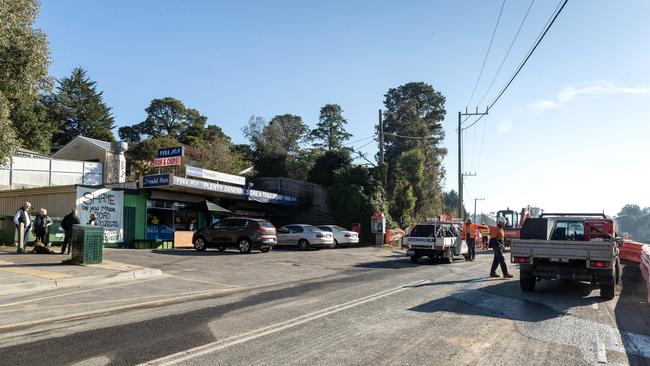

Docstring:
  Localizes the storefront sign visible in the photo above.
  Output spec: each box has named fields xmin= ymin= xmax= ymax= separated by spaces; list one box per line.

xmin=76 ymin=187 xmax=124 ymax=243
xmin=153 ymin=156 xmax=182 ymax=167
xmin=185 ymin=166 xmax=246 ymax=186
xmin=172 ymin=176 xmax=297 ymax=205
xmin=142 ymin=174 xmax=171 ymax=187
xmin=146 ymin=225 xmax=173 ymax=241
xmin=157 ymin=147 xmax=184 ymax=158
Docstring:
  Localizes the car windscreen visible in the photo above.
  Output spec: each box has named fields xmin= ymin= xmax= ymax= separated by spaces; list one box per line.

xmin=410 ymin=225 xmax=436 ymax=237
xmin=257 ymin=221 xmax=275 ymax=228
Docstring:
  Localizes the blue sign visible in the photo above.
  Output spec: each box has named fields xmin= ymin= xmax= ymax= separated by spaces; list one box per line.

xmin=171 ymin=176 xmax=297 ymax=205
xmin=157 ymin=147 xmax=184 ymax=158
xmin=142 ymin=174 xmax=171 ymax=187
xmin=147 ymin=225 xmax=173 ymax=240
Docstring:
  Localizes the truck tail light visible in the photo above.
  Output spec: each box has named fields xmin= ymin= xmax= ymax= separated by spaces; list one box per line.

xmin=592 ymin=261 xmax=609 ymax=268
xmin=512 ymin=256 xmax=529 ymax=264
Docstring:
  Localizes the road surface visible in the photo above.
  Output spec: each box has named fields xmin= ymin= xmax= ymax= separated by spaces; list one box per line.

xmin=0 ymin=247 xmax=648 ymax=365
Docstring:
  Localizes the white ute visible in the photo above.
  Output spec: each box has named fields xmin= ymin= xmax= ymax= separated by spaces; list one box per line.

xmin=403 ymin=221 xmax=470 ymax=264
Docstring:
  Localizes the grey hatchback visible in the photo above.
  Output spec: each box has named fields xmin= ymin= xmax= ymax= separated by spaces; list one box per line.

xmin=192 ymin=217 xmax=277 ymax=254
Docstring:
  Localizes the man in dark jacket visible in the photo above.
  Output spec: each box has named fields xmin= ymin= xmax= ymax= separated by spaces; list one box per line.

xmin=60 ymin=209 xmax=80 ymax=255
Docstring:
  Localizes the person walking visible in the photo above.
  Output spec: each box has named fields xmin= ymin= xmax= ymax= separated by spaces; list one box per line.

xmin=13 ymin=202 xmax=32 ymax=253
xmin=489 ymin=217 xmax=513 ymax=278
xmin=33 ymin=208 xmax=53 ymax=245
xmin=464 ymin=218 xmax=476 ymax=261
xmin=87 ymin=213 xmax=97 ymax=225
xmin=60 ymin=209 xmax=80 ymax=255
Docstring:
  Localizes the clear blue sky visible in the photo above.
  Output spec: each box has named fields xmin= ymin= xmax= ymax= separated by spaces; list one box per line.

xmin=37 ymin=0 xmax=650 ymax=216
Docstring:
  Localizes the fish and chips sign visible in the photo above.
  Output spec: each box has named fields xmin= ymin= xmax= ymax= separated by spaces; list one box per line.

xmin=76 ymin=187 xmax=124 ymax=243
xmin=154 ymin=147 xmax=184 ymax=167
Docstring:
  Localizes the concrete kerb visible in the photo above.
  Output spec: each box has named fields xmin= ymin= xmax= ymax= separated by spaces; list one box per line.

xmin=0 ymin=266 xmax=164 ymax=296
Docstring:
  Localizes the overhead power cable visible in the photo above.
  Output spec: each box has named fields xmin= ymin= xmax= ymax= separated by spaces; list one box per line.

xmin=463 ymin=0 xmax=568 ymax=131
xmin=466 ymin=0 xmax=507 ymax=108
xmin=477 ymin=0 xmax=536 ymax=106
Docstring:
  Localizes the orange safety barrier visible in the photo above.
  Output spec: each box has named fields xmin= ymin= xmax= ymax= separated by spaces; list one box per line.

xmin=641 ymin=245 xmax=650 ymax=304
xmin=620 ymin=240 xmax=645 ymax=263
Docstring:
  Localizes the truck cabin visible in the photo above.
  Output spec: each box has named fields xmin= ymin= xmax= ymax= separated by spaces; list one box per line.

xmin=548 ymin=217 xmax=615 ymax=241
xmin=496 ymin=210 xmax=519 ymax=229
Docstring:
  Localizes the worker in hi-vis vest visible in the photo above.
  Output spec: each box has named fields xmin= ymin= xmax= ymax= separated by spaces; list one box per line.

xmin=464 ymin=218 xmax=476 ymax=261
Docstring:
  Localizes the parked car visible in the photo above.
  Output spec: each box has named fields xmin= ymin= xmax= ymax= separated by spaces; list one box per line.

xmin=317 ymin=225 xmax=360 ymax=248
xmin=192 ymin=217 xmax=277 ymax=254
xmin=277 ymin=224 xmax=334 ymax=250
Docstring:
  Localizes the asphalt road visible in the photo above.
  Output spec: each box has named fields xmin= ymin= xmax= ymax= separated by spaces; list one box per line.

xmin=0 ymin=247 xmax=649 ymax=366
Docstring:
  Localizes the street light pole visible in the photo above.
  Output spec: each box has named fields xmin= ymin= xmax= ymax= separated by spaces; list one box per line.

xmin=474 ymin=197 xmax=485 ymax=223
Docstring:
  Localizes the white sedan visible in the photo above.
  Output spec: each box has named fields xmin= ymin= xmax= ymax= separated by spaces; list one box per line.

xmin=317 ymin=225 xmax=360 ymax=248
xmin=277 ymin=224 xmax=334 ymax=250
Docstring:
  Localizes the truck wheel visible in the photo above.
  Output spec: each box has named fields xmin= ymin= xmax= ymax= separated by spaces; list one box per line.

xmin=410 ymin=254 xmax=421 ymax=263
xmin=520 ymin=273 xmax=536 ymax=292
xmin=600 ymin=276 xmax=615 ymax=300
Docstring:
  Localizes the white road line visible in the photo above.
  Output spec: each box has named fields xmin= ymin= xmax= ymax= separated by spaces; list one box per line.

xmin=595 ymin=338 xmax=608 ymax=364
xmin=139 ymin=279 xmax=429 ymax=366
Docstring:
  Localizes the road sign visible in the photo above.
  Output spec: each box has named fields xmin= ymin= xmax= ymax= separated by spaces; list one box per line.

xmin=153 ymin=156 xmax=182 ymax=167
xmin=157 ymin=147 xmax=184 ymax=158
xmin=142 ymin=174 xmax=171 ymax=187
xmin=185 ymin=165 xmax=245 ymax=186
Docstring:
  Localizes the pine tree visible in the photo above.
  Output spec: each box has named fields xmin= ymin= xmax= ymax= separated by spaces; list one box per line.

xmin=51 ymin=68 xmax=115 ymax=146
xmin=311 ymin=104 xmax=352 ymax=150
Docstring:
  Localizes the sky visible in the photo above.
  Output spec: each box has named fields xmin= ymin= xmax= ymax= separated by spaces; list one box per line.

xmin=36 ymin=0 xmax=650 ymax=217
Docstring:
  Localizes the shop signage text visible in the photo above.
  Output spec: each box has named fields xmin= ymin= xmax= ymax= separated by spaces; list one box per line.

xmin=76 ymin=187 xmax=124 ymax=243
xmin=142 ymin=174 xmax=171 ymax=187
xmin=153 ymin=156 xmax=182 ymax=167
xmin=157 ymin=147 xmax=184 ymax=158
xmin=185 ymin=166 xmax=246 ymax=186
xmin=172 ymin=176 xmax=297 ymax=205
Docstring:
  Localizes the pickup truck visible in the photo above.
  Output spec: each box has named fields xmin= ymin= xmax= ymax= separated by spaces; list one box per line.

xmin=510 ymin=213 xmax=622 ymax=299
xmin=403 ymin=221 xmax=470 ymax=264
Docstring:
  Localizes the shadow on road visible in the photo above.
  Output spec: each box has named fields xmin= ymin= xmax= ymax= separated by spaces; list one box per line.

xmin=615 ymin=261 xmax=650 ymax=366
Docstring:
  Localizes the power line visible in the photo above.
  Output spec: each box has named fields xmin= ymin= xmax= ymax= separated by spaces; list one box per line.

xmin=344 ymin=135 xmax=374 ymax=146
xmin=466 ymin=0 xmax=507 ymax=108
xmin=477 ymin=0 xmax=536 ymax=106
xmin=463 ymin=0 xmax=568 ymax=131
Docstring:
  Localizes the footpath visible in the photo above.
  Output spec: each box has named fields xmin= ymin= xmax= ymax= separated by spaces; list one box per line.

xmin=0 ymin=249 xmax=163 ymax=296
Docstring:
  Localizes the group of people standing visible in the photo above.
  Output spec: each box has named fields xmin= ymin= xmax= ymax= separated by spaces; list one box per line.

xmin=13 ymin=202 xmax=97 ymax=254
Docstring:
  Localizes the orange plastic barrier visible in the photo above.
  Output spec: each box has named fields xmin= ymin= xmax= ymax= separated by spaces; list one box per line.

xmin=620 ymin=240 xmax=645 ymax=263
xmin=640 ymin=245 xmax=650 ymax=304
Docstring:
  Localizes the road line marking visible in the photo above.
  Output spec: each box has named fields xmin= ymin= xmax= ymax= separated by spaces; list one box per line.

xmin=139 ymin=279 xmax=428 ymax=366
xmin=0 ymin=277 xmax=162 ymax=308
xmin=596 ymin=338 xmax=607 ymax=364
xmin=0 ymin=287 xmax=241 ymax=330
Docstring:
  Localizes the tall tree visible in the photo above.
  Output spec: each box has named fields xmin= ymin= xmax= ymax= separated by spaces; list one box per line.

xmin=311 ymin=104 xmax=352 ymax=150
xmin=0 ymin=0 xmax=51 ymax=158
xmin=381 ymin=82 xmax=447 ymax=221
xmin=51 ymin=67 xmax=115 ymax=146
xmin=617 ymin=204 xmax=650 ymax=242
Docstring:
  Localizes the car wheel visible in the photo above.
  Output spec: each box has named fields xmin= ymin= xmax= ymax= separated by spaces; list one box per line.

xmin=193 ymin=237 xmax=207 ymax=252
xmin=238 ymin=239 xmax=251 ymax=254
xmin=260 ymin=247 xmax=271 ymax=253
xmin=298 ymin=239 xmax=309 ymax=251
xmin=217 ymin=246 xmax=226 ymax=252
xmin=330 ymin=240 xmax=338 ymax=249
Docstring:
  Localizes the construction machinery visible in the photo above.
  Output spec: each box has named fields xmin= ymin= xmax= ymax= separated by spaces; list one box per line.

xmin=489 ymin=206 xmax=535 ymax=250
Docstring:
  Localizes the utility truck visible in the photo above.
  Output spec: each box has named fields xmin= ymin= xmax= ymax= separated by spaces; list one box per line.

xmin=510 ymin=213 xmax=622 ymax=299
xmin=403 ymin=221 xmax=470 ymax=264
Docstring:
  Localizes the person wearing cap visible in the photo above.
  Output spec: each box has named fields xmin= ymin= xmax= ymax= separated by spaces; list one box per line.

xmin=464 ymin=218 xmax=476 ymax=261
xmin=489 ymin=217 xmax=513 ymax=278
xmin=13 ymin=202 xmax=32 ymax=253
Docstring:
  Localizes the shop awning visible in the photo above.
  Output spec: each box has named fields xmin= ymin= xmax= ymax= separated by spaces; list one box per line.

xmin=186 ymin=200 xmax=231 ymax=213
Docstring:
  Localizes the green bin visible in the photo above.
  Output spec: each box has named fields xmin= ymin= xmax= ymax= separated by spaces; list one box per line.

xmin=70 ymin=224 xmax=104 ymax=264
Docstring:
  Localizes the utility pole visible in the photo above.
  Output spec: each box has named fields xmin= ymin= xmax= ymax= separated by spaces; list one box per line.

xmin=474 ymin=197 xmax=485 ymax=223
xmin=378 ymin=109 xmax=386 ymax=187
xmin=458 ymin=107 xmax=488 ymax=220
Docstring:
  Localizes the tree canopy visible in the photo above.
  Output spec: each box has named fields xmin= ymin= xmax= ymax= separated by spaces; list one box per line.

xmin=311 ymin=104 xmax=352 ymax=151
xmin=0 ymin=0 xmax=51 ymax=158
xmin=50 ymin=67 xmax=115 ymax=146
xmin=617 ymin=204 xmax=650 ymax=242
